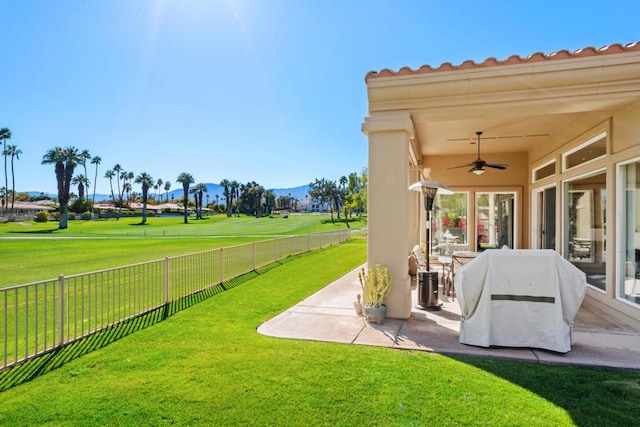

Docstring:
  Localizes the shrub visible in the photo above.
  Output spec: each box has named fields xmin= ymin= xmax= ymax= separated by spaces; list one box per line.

xmin=35 ymin=211 xmax=49 ymax=223
xmin=80 ymin=211 xmax=92 ymax=220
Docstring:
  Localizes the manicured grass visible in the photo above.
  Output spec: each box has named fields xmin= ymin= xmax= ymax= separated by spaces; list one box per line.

xmin=0 ymin=214 xmax=366 ymax=287
xmin=0 ymin=213 xmax=364 ymax=237
xmin=1 ymin=238 xmax=639 ymax=426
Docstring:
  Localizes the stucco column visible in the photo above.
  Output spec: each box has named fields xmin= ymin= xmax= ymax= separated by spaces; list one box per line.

xmin=362 ymin=114 xmax=414 ymax=319
xmin=408 ymin=168 xmax=421 ymax=250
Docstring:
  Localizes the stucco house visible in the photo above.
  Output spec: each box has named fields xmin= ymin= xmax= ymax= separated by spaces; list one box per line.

xmin=362 ymin=42 xmax=640 ymax=328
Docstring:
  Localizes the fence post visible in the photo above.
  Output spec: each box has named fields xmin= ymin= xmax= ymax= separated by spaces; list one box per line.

xmin=58 ymin=274 xmax=64 ymax=347
xmin=252 ymin=242 xmax=256 ymax=271
xmin=164 ymin=257 xmax=170 ymax=304
xmin=219 ymin=248 xmax=224 ymax=284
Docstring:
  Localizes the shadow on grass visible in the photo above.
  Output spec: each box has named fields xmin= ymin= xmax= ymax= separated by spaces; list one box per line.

xmin=454 ymin=355 xmax=640 ymax=426
xmin=8 ymin=228 xmax=59 ymax=234
xmin=320 ymin=217 xmax=367 ymax=227
xmin=0 ymin=254 xmax=298 ymax=392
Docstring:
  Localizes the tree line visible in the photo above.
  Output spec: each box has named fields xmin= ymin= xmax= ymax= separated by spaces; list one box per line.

xmin=308 ymin=171 xmax=368 ymax=228
xmin=2 ymin=127 xmax=367 ymax=229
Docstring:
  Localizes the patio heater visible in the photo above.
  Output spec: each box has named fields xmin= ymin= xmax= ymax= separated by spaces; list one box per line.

xmin=409 ymin=180 xmax=454 ymax=310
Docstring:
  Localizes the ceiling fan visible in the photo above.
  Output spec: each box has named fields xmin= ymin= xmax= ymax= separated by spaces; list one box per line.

xmin=449 ymin=131 xmax=508 ymax=175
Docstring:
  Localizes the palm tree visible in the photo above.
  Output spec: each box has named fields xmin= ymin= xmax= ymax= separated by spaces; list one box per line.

xmin=71 ymin=174 xmax=90 ymax=215
xmin=177 ymin=172 xmax=194 ymax=224
xmin=219 ymin=179 xmax=231 ymax=217
xmin=155 ymin=178 xmax=163 ymax=202
xmin=71 ymin=174 xmax=89 ymax=200
xmin=264 ymin=189 xmax=275 ymax=215
xmin=0 ymin=187 xmax=7 ymax=210
xmin=6 ymin=144 xmax=22 ymax=211
xmin=90 ymin=156 xmax=101 ymax=217
xmin=230 ymin=180 xmax=240 ymax=215
xmin=251 ymin=184 xmax=265 ymax=218
xmin=164 ymin=181 xmax=171 ymax=202
xmin=79 ymin=149 xmax=91 ymax=183
xmin=135 ymin=172 xmax=154 ymax=224
xmin=113 ymin=164 xmax=123 ymax=213
xmin=123 ymin=182 xmax=131 ymax=206
xmin=0 ymin=128 xmax=12 ymax=212
xmin=127 ymin=172 xmax=135 ymax=202
xmin=42 ymin=146 xmax=81 ymax=229
xmin=191 ymin=183 xmax=208 ymax=219
xmin=104 ymin=169 xmax=116 ymax=206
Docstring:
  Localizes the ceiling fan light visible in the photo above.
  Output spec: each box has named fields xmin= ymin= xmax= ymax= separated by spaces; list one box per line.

xmin=472 ymin=168 xmax=484 ymax=176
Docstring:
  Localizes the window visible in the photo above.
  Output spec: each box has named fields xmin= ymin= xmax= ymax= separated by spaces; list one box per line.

xmin=618 ymin=159 xmax=640 ymax=306
xmin=564 ymin=171 xmax=606 ymax=290
xmin=432 ymin=192 xmax=468 ymax=255
xmin=563 ymin=133 xmax=606 ymax=171
xmin=533 ymin=160 xmax=556 ymax=182
xmin=476 ymin=192 xmax=516 ymax=250
xmin=534 ymin=186 xmax=556 ymax=249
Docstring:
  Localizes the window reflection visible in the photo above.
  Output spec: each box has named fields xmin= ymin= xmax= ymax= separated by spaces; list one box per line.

xmin=477 ymin=193 xmax=515 ymax=251
xmin=620 ymin=161 xmax=640 ymax=305
xmin=432 ymin=193 xmax=468 ymax=255
xmin=564 ymin=171 xmax=606 ymax=290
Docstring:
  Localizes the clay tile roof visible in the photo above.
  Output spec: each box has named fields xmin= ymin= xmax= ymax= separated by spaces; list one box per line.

xmin=365 ymin=41 xmax=640 ymax=81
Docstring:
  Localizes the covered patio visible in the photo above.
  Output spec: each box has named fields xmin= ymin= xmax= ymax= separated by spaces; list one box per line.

xmin=259 ymin=265 xmax=640 ymax=370
xmin=361 ymin=42 xmax=640 ymax=328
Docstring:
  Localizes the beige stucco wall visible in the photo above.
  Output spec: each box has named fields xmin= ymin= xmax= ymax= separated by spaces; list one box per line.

xmin=612 ymin=100 xmax=640 ymax=152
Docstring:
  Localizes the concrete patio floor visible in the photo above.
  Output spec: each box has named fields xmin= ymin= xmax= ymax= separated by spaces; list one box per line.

xmin=258 ymin=265 xmax=640 ymax=371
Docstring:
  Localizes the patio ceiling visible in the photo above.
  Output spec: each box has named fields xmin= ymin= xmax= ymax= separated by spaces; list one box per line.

xmin=412 ymin=113 xmax=583 ymax=156
xmin=366 ymin=42 xmax=640 ymax=158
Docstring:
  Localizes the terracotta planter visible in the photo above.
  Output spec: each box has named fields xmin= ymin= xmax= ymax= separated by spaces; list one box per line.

xmin=364 ymin=305 xmax=387 ymax=324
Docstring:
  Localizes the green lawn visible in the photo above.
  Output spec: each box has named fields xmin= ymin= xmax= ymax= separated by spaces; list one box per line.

xmin=0 ymin=214 xmax=365 ymax=287
xmin=1 ymin=238 xmax=639 ymax=426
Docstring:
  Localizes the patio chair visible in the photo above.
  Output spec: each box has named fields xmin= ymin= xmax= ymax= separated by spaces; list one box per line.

xmin=449 ymin=251 xmax=479 ymax=300
xmin=408 ymin=245 xmax=427 ymax=279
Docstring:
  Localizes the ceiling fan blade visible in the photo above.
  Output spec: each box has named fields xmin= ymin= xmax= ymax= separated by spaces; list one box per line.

xmin=485 ymin=163 xmax=508 ymax=170
xmin=448 ymin=163 xmax=473 ymax=170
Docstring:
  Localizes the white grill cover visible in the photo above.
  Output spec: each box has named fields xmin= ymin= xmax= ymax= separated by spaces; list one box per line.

xmin=454 ymin=249 xmax=587 ymax=353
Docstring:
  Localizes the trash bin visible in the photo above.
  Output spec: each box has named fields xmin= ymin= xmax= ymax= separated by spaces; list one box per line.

xmin=417 ymin=269 xmax=441 ymax=310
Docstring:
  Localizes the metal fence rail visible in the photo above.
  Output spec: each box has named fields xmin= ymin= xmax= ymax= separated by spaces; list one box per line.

xmin=1 ymin=230 xmax=351 ymax=371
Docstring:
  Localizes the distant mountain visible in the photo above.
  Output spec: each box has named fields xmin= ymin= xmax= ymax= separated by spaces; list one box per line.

xmin=27 ymin=183 xmax=311 ymax=203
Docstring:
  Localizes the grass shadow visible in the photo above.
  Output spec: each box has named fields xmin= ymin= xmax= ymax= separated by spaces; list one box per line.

xmin=454 ymin=355 xmax=640 ymax=425
xmin=8 ymin=228 xmax=58 ymax=234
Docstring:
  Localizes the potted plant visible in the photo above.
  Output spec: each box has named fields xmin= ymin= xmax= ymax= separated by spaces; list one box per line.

xmin=358 ymin=264 xmax=393 ymax=324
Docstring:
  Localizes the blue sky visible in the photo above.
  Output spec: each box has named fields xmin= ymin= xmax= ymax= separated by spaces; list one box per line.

xmin=1 ymin=0 xmax=638 ymax=196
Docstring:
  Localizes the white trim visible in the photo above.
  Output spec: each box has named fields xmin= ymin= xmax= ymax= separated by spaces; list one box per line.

xmin=562 ymin=131 xmax=607 ymax=172
xmin=531 ymin=183 xmax=557 ymax=249
xmin=615 ymin=157 xmax=640 ymax=308
xmin=532 ymin=159 xmax=556 ymax=183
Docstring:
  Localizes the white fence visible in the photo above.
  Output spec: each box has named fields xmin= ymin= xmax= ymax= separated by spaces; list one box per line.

xmin=1 ymin=230 xmax=351 ymax=371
